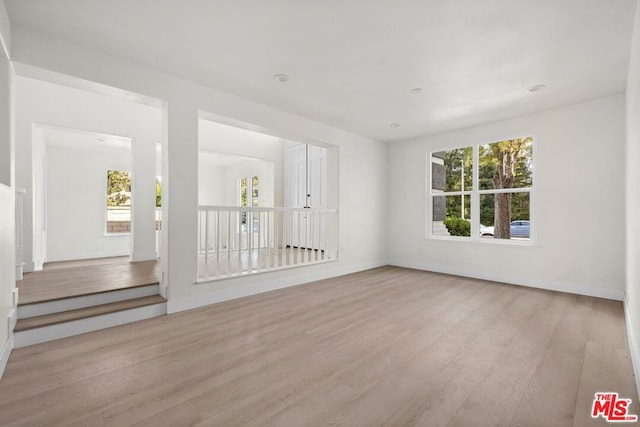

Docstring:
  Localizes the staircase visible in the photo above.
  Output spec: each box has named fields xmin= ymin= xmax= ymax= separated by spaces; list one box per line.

xmin=14 ymin=283 xmax=167 ymax=348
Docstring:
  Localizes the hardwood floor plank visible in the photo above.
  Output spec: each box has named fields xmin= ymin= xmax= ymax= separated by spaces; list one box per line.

xmin=447 ymin=354 xmax=538 ymax=427
xmin=510 ymin=349 xmax=585 ymax=426
xmin=573 ymin=341 xmax=639 ymax=427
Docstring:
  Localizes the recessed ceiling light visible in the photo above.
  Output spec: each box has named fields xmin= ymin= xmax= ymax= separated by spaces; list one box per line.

xmin=389 ymin=123 xmax=400 ymax=128
xmin=411 ymin=88 xmax=423 ymax=94
xmin=274 ymin=74 xmax=290 ymax=83
xmin=528 ymin=84 xmax=546 ymax=92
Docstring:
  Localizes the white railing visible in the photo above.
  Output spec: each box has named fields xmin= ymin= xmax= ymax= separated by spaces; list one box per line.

xmin=197 ymin=206 xmax=339 ymax=281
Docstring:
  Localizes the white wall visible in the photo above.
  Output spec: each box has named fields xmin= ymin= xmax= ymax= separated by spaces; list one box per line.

xmin=14 ymin=75 xmax=160 ymax=270
xmin=389 ymin=95 xmax=626 ymax=300
xmin=199 ymin=119 xmax=284 ymax=206
xmin=199 ymin=155 xmax=276 ymax=207
xmin=46 ymin=143 xmax=131 ymax=261
xmin=0 ymin=0 xmax=15 ymax=379
xmin=9 ymin=28 xmax=388 ymax=312
xmin=625 ymin=1 xmax=640 ymax=399
xmin=198 ymin=155 xmax=227 ymax=206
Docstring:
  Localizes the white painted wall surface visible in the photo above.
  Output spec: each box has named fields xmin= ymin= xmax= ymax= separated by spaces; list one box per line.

xmin=14 ymin=75 xmax=160 ymax=270
xmin=46 ymin=144 xmax=131 ymax=261
xmin=197 ymin=156 xmax=226 ymax=206
xmin=199 ymin=119 xmax=284 ymax=206
xmin=199 ymin=155 xmax=275 ymax=207
xmin=625 ymin=1 xmax=640 ymax=399
xmin=9 ymin=29 xmax=388 ymax=312
xmin=0 ymin=6 xmax=15 ymax=378
xmin=389 ymin=95 xmax=626 ymax=300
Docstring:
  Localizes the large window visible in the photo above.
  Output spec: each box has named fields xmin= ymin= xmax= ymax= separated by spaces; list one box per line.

xmin=429 ymin=137 xmax=533 ymax=242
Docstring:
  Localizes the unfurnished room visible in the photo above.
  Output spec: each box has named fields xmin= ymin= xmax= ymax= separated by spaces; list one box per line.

xmin=0 ymin=1 xmax=640 ymax=426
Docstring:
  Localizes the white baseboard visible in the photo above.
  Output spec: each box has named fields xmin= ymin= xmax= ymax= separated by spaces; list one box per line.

xmin=9 ymin=307 xmax=17 ymax=332
xmin=387 ymin=259 xmax=625 ymax=301
xmin=624 ymin=294 xmax=640 ymax=402
xmin=14 ymin=303 xmax=167 ymax=348
xmin=15 ymin=263 xmax=23 ymax=281
xmin=130 ymin=251 xmax=158 ymax=262
xmin=45 ymin=250 xmax=130 ymax=263
xmin=22 ymin=261 xmax=35 ymax=273
xmin=0 ymin=334 xmax=13 ymax=381
xmin=167 ymin=259 xmax=387 ymax=313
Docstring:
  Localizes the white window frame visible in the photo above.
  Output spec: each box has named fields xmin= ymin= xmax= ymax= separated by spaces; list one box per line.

xmin=426 ymin=137 xmax=535 ymax=246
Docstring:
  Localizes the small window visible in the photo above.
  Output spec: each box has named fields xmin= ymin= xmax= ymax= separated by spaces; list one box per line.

xmin=429 ymin=137 xmax=533 ymax=242
xmin=251 ymin=176 xmax=259 ymax=207
xmin=106 ymin=170 xmax=131 ymax=233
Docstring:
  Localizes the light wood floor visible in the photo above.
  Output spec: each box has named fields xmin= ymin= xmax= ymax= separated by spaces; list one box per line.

xmin=17 ymin=257 xmax=159 ymax=305
xmin=1 ymin=266 xmax=637 ymax=426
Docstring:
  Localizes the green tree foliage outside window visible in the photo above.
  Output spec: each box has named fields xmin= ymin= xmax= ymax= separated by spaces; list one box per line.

xmin=107 ymin=170 xmax=131 ymax=206
xmin=444 ymin=217 xmax=471 ymax=236
xmin=156 ymin=178 xmax=162 ymax=207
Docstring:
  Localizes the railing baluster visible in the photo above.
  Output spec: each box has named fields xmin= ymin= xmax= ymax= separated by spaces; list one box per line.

xmin=215 ymin=209 xmax=220 ymax=278
xmin=227 ymin=209 xmax=231 ymax=277
xmin=197 ymin=206 xmax=337 ymax=281
xmin=204 ymin=209 xmax=210 ymax=280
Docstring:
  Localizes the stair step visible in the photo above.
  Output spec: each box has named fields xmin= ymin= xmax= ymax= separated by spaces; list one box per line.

xmin=18 ymin=283 xmax=160 ymax=319
xmin=15 ymin=295 xmax=166 ymax=332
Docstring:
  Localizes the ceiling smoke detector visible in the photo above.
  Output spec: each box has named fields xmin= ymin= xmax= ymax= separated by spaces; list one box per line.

xmin=389 ymin=123 xmax=400 ymax=128
xmin=273 ymin=74 xmax=290 ymax=83
xmin=528 ymin=84 xmax=547 ymax=92
xmin=411 ymin=88 xmax=423 ymax=94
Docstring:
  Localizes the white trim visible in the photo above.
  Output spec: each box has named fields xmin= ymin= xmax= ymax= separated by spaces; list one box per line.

xmin=0 ymin=334 xmax=13 ymax=381
xmin=168 ymin=260 xmax=386 ymax=313
xmin=45 ymin=250 xmax=130 ymax=263
xmin=22 ymin=261 xmax=35 ymax=273
xmin=388 ymin=259 xmax=625 ymax=301
xmin=9 ymin=307 xmax=17 ymax=331
xmin=624 ymin=294 xmax=640 ymax=402
xmin=130 ymin=251 xmax=158 ymax=262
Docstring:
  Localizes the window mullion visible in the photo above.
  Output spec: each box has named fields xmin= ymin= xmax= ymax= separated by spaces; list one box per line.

xmin=470 ymin=145 xmax=480 ymax=239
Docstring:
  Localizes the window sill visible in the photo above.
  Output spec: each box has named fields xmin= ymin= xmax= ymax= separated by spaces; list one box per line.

xmin=104 ymin=233 xmax=131 ymax=237
xmin=428 ymin=235 xmax=537 ymax=247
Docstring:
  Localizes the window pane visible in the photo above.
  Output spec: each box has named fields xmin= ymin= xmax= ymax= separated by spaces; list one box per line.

xmin=251 ymin=176 xmax=259 ymax=207
xmin=432 ymin=195 xmax=471 ymax=237
xmin=106 ymin=170 xmax=131 ymax=233
xmin=431 ymin=147 xmax=472 ymax=193
xmin=479 ymin=137 xmax=533 ymax=190
xmin=480 ymin=192 xmax=530 ymax=239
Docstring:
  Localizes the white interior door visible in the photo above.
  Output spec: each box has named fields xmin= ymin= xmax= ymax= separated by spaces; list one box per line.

xmin=285 ymin=143 xmax=327 ymax=249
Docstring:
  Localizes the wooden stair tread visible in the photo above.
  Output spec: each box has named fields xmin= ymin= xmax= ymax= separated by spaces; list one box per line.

xmin=18 ymin=281 xmax=160 ymax=306
xmin=15 ymin=295 xmax=167 ymax=332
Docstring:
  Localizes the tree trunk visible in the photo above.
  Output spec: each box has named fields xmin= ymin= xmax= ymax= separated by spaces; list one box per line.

xmin=492 ymin=146 xmax=516 ymax=239
xmin=494 ymin=193 xmax=512 ymax=238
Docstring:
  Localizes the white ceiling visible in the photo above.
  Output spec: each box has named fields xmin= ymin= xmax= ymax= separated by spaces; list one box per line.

xmin=6 ymin=0 xmax=638 ymax=142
